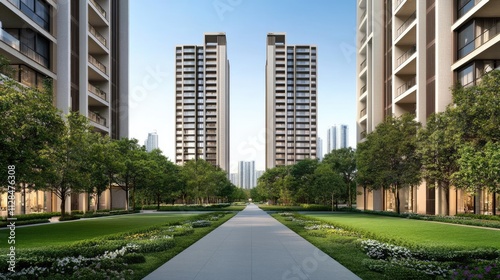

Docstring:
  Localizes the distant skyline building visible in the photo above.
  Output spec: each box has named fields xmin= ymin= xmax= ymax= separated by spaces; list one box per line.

xmin=326 ymin=124 xmax=348 ymax=152
xmin=238 ymin=161 xmax=256 ymax=189
xmin=256 ymin=170 xmax=264 ymax=181
xmin=317 ymin=137 xmax=323 ymax=161
xmin=174 ymin=33 xmax=230 ymax=172
xmin=230 ymin=173 xmax=238 ymax=186
xmin=145 ymin=131 xmax=158 ymax=152
xmin=265 ymin=33 xmax=317 ymax=169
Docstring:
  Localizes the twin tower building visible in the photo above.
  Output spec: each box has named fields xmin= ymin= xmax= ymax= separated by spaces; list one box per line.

xmin=175 ymin=33 xmax=318 ymax=172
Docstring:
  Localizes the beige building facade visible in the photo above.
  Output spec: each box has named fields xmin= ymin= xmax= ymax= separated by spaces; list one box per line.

xmin=0 ymin=0 xmax=129 ymax=215
xmin=356 ymin=0 xmax=500 ymax=215
xmin=175 ymin=33 xmax=230 ymax=172
xmin=266 ymin=33 xmax=317 ymax=169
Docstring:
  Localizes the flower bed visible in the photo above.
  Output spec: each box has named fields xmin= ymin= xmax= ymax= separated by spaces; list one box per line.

xmin=276 ymin=212 xmax=500 ymax=280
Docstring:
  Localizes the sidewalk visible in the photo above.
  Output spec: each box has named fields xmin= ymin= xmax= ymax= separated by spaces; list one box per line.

xmin=143 ymin=204 xmax=361 ymax=280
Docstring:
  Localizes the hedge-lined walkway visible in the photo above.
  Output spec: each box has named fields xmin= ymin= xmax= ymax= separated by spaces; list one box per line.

xmin=144 ymin=204 xmax=360 ymax=280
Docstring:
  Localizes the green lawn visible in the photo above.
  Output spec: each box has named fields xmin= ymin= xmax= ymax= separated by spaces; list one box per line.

xmin=7 ymin=213 xmax=196 ymax=249
xmin=307 ymin=213 xmax=500 ymax=248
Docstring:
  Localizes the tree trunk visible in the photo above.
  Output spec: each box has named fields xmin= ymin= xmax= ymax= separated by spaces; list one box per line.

xmin=157 ymin=193 xmax=161 ymax=210
xmin=60 ymin=194 xmax=67 ymax=217
xmin=22 ymin=184 xmax=26 ymax=214
xmin=331 ymin=193 xmax=334 ymax=212
xmin=348 ymin=182 xmax=352 ymax=208
xmin=363 ymin=186 xmax=367 ymax=211
xmin=125 ymin=188 xmax=129 ymax=211
xmin=395 ymin=188 xmax=400 ymax=214
xmin=335 ymin=199 xmax=339 ymax=211
xmin=443 ymin=183 xmax=450 ymax=216
xmin=109 ymin=182 xmax=113 ymax=210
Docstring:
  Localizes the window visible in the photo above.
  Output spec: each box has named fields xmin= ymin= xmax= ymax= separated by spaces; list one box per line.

xmin=457 ymin=22 xmax=474 ymax=59
xmin=20 ymin=0 xmax=50 ymax=31
xmin=457 ymin=64 xmax=474 ymax=87
xmin=457 ymin=0 xmax=474 ymax=18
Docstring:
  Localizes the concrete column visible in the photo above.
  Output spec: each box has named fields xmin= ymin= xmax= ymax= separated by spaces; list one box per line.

xmin=55 ymin=0 xmax=71 ymax=114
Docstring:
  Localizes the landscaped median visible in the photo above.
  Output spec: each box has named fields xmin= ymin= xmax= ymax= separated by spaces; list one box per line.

xmin=273 ymin=212 xmax=500 ymax=280
xmin=0 ymin=212 xmax=235 ymax=279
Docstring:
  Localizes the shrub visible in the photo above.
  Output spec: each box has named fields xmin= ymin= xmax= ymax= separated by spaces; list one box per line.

xmin=190 ymin=220 xmax=211 ymax=228
xmin=134 ymin=238 xmax=175 ymax=253
xmin=121 ymin=253 xmax=146 ymax=264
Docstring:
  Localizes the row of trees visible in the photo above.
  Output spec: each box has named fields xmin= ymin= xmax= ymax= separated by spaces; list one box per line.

xmin=357 ymin=71 xmax=500 ymax=214
xmin=1 ymin=60 xmax=242 ymax=217
xmin=255 ymin=71 xmax=500 ymax=214
xmin=254 ymin=148 xmax=356 ymax=210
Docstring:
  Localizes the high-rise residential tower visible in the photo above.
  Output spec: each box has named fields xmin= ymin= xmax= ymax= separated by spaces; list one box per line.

xmin=356 ymin=0 xmax=500 ymax=215
xmin=0 ymin=0 xmax=129 ymax=214
xmin=265 ymin=33 xmax=317 ymax=169
xmin=175 ymin=33 xmax=230 ymax=172
xmin=317 ymin=137 xmax=323 ymax=161
xmin=327 ymin=126 xmax=337 ymax=152
xmin=145 ymin=131 xmax=158 ymax=152
xmin=326 ymin=124 xmax=348 ymax=152
xmin=238 ymin=161 xmax=256 ymax=189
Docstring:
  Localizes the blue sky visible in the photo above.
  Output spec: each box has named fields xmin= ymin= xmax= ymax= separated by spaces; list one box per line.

xmin=129 ymin=0 xmax=357 ymax=172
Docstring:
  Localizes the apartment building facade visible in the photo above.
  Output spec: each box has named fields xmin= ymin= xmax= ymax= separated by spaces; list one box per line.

xmin=327 ymin=124 xmax=349 ymax=152
xmin=356 ymin=0 xmax=500 ymax=215
xmin=175 ymin=33 xmax=230 ymax=172
xmin=265 ymin=33 xmax=317 ymax=169
xmin=0 ymin=0 xmax=129 ymax=215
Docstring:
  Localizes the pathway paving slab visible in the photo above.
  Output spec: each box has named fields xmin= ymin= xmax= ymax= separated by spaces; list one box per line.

xmin=143 ymin=204 xmax=361 ymax=280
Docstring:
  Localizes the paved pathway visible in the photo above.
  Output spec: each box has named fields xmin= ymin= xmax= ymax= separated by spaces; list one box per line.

xmin=143 ymin=204 xmax=361 ymax=280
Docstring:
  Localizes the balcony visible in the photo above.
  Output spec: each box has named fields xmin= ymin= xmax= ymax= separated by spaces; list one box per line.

xmin=360 ymin=59 xmax=367 ymax=70
xmin=88 ymin=55 xmax=106 ymax=74
xmin=396 ymin=76 xmax=416 ymax=97
xmin=89 ymin=0 xmax=106 ymax=19
xmin=396 ymin=46 xmax=416 ymax=68
xmin=21 ymin=44 xmax=49 ymax=67
xmin=360 ymin=108 xmax=367 ymax=118
xmin=457 ymin=0 xmax=483 ymax=19
xmin=0 ymin=29 xmax=20 ymax=50
xmin=88 ymin=111 xmax=107 ymax=127
xmin=360 ymin=85 xmax=366 ymax=95
xmin=457 ymin=20 xmax=500 ymax=60
xmin=396 ymin=12 xmax=416 ymax=39
xmin=88 ymin=83 xmax=107 ymax=101
xmin=88 ymin=24 xmax=107 ymax=47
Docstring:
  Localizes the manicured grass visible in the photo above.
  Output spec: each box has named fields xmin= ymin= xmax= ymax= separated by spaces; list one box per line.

xmin=7 ymin=213 xmax=196 ymax=249
xmin=307 ymin=213 xmax=500 ymax=249
xmin=272 ymin=214 xmax=381 ymax=280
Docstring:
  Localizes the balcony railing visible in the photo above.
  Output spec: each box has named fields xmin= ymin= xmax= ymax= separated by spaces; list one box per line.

xmin=0 ymin=29 xmax=20 ymax=51
xmin=396 ymin=76 xmax=416 ymax=97
xmin=360 ymin=59 xmax=367 ymax=70
xmin=360 ymin=35 xmax=367 ymax=45
xmin=8 ymin=0 xmax=20 ymax=8
xmin=360 ymin=108 xmax=367 ymax=117
xmin=88 ymin=24 xmax=107 ymax=47
xmin=394 ymin=0 xmax=405 ymax=11
xmin=21 ymin=44 xmax=49 ymax=67
xmin=88 ymin=83 xmax=107 ymax=101
xmin=360 ymin=9 xmax=367 ymax=21
xmin=458 ymin=20 xmax=500 ymax=59
xmin=396 ymin=12 xmax=416 ymax=38
xmin=88 ymin=111 xmax=107 ymax=127
xmin=360 ymin=85 xmax=366 ymax=94
xmin=457 ymin=0 xmax=483 ymax=19
xmin=89 ymin=0 xmax=107 ymax=19
xmin=396 ymin=45 xmax=416 ymax=67
xmin=88 ymin=54 xmax=107 ymax=74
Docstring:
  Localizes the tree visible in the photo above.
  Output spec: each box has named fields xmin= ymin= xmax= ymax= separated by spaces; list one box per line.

xmin=0 ymin=71 xmax=64 ymax=214
xmin=113 ymin=138 xmax=144 ymax=210
xmin=87 ymin=133 xmax=112 ymax=212
xmin=356 ymin=139 xmax=378 ymax=210
xmin=361 ymin=114 xmax=422 ymax=214
xmin=314 ymin=162 xmax=344 ymax=211
xmin=417 ymin=112 xmax=461 ymax=215
xmin=255 ymin=166 xmax=289 ymax=205
xmin=323 ymin=148 xmax=357 ymax=207
xmin=290 ymin=158 xmax=318 ymax=204
xmin=39 ymin=113 xmax=92 ymax=217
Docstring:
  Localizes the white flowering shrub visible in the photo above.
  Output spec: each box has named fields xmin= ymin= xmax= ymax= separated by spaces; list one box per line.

xmin=190 ymin=220 xmax=212 ymax=228
xmin=361 ymin=239 xmax=412 ymax=260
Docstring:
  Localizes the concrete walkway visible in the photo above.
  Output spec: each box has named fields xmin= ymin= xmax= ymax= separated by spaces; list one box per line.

xmin=143 ymin=204 xmax=361 ymax=280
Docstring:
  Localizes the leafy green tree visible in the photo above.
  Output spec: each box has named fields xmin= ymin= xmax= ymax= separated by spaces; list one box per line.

xmin=87 ymin=134 xmax=113 ymax=212
xmin=290 ymin=158 xmax=318 ymax=204
xmin=454 ymin=142 xmax=500 ymax=211
xmin=39 ymin=113 xmax=92 ymax=217
xmin=417 ymin=112 xmax=461 ymax=215
xmin=255 ymin=166 xmax=289 ymax=205
xmin=314 ymin=162 xmax=344 ymax=211
xmin=113 ymin=138 xmax=144 ymax=210
xmin=323 ymin=148 xmax=357 ymax=207
xmin=179 ymin=159 xmax=224 ymax=204
xmin=361 ymin=114 xmax=422 ymax=214
xmin=356 ymin=139 xmax=379 ymax=210
xmin=0 ymin=71 xmax=64 ymax=213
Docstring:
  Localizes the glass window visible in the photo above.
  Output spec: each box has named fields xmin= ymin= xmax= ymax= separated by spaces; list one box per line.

xmin=457 ymin=0 xmax=474 ymax=18
xmin=457 ymin=22 xmax=474 ymax=59
xmin=457 ymin=64 xmax=474 ymax=86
